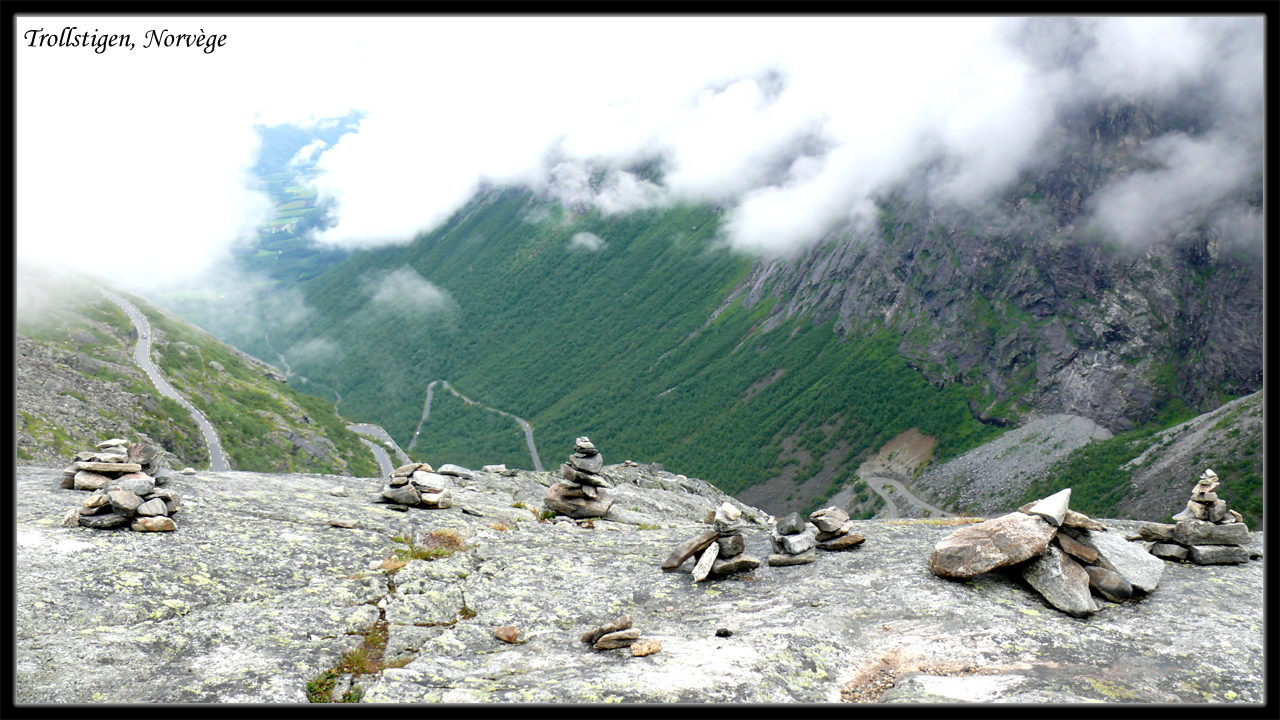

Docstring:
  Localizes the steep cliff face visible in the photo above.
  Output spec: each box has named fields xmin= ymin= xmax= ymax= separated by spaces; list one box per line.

xmin=732 ymin=101 xmax=1262 ymax=433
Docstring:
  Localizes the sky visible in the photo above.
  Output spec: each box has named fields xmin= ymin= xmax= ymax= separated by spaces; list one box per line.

xmin=14 ymin=15 xmax=1266 ymax=290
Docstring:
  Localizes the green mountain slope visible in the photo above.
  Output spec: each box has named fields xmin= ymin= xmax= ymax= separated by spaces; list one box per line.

xmin=17 ymin=264 xmax=379 ymax=477
xmin=270 ymin=190 xmax=999 ymax=512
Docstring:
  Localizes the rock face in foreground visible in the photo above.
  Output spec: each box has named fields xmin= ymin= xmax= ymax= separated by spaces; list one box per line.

xmin=16 ymin=464 xmax=1263 ymax=704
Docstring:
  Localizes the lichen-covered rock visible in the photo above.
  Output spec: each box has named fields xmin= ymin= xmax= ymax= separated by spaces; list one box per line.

xmin=1022 ymin=545 xmax=1095 ymax=617
xmin=543 ymin=482 xmax=613 ymax=518
xmin=131 ymin=516 xmax=177 ymax=532
xmin=16 ymin=467 xmax=1265 ymax=704
xmin=929 ymin=512 xmax=1057 ymax=578
xmin=768 ymin=549 xmax=817 ymax=566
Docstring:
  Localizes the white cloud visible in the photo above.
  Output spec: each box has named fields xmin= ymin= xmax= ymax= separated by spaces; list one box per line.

xmin=289 ymin=139 xmax=328 ymax=166
xmin=15 ymin=15 xmax=1264 ymax=283
xmin=365 ymin=266 xmax=456 ymax=316
xmin=567 ymin=232 xmax=607 ymax=252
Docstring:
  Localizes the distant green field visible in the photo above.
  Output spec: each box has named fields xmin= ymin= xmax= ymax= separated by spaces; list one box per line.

xmin=275 ymin=200 xmax=309 ymax=211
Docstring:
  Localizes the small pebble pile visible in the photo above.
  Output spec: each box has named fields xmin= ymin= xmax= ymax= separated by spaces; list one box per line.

xmin=580 ymin=614 xmax=661 ymax=657
xmin=372 ymin=462 xmax=460 ymax=511
xmin=543 ymin=437 xmax=615 ymax=518
xmin=769 ymin=511 xmax=818 ymax=566
xmin=662 ymin=502 xmax=761 ymax=581
xmin=810 ymin=507 xmax=866 ymax=550
xmin=59 ymin=438 xmax=181 ymax=532
xmin=1139 ymin=469 xmax=1252 ymax=565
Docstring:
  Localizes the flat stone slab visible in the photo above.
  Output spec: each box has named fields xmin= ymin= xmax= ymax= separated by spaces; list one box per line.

xmin=1065 ymin=528 xmax=1164 ymax=593
xmin=1188 ymin=544 xmax=1250 ymax=565
xmin=1172 ymin=520 xmax=1250 ymax=546
xmin=929 ymin=512 xmax=1057 ymax=578
xmin=1025 ymin=488 xmax=1071 ymax=527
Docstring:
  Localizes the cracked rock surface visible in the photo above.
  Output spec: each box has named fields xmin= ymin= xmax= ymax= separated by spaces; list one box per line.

xmin=17 ymin=465 xmax=1263 ymax=703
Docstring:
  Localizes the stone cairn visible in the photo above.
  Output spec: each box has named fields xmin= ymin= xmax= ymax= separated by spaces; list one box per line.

xmin=769 ymin=511 xmax=817 ymax=566
xmin=59 ymin=438 xmax=181 ymax=532
xmin=1138 ymin=469 xmax=1252 ymax=565
xmin=372 ymin=462 xmax=459 ymax=511
xmin=928 ymin=488 xmax=1165 ymax=617
xmin=543 ymin=437 xmax=615 ymax=519
xmin=810 ymin=506 xmax=866 ymax=551
xmin=580 ymin=614 xmax=661 ymax=657
xmin=662 ymin=501 xmax=761 ymax=581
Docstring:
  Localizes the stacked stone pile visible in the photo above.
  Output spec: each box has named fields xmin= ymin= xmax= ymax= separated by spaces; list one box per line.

xmin=543 ymin=437 xmax=614 ymax=518
xmin=372 ymin=462 xmax=454 ymax=510
xmin=60 ymin=439 xmax=180 ymax=532
xmin=663 ymin=502 xmax=761 ymax=581
xmin=580 ymin=614 xmax=661 ymax=656
xmin=929 ymin=488 xmax=1164 ymax=617
xmin=1139 ymin=469 xmax=1252 ymax=565
xmin=769 ymin=512 xmax=817 ymax=566
xmin=809 ymin=507 xmax=866 ymax=551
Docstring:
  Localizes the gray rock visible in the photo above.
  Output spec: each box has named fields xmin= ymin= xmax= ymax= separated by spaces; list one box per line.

xmin=929 ymin=513 xmax=1057 ymax=579
xmin=692 ymin=542 xmax=720 ymax=582
xmin=1172 ymin=520 xmax=1250 ymax=546
xmin=816 ymin=532 xmax=865 ymax=551
xmin=1025 ymin=488 xmax=1071 ymax=527
xmin=420 ymin=491 xmax=452 ymax=509
xmin=480 ymin=465 xmax=508 ymax=474
xmin=771 ymin=529 xmax=816 ymax=555
xmin=96 ymin=438 xmax=129 ymax=449
xmin=593 ymin=628 xmax=641 ymax=650
xmin=1207 ymin=500 xmax=1228 ymax=523
xmin=135 ymin=499 xmax=169 ymax=517
xmin=382 ymin=484 xmax=421 ymax=506
xmin=411 ymin=471 xmax=450 ymax=492
xmin=77 ymin=512 xmax=130 ymax=529
xmin=649 ymin=463 xmax=664 ymax=474
xmin=662 ymin=530 xmax=718 ymax=571
xmin=110 ymin=473 xmax=155 ymax=497
xmin=1084 ymin=566 xmax=1133 ymax=603
xmin=776 ymin=512 xmax=807 ymax=535
xmin=1022 ymin=545 xmax=1096 ymax=617
xmin=1149 ymin=542 xmax=1189 ymax=561
xmin=1065 ymin=529 xmax=1164 ymax=593
xmin=809 ymin=507 xmax=850 ymax=533
xmin=717 ymin=532 xmax=745 ymax=558
xmin=581 ymin=615 xmax=631 ymax=645
xmin=436 ymin=464 xmax=476 ymax=481
xmin=559 ymin=463 xmax=610 ymax=488
xmin=73 ymin=471 xmax=111 ymax=491
xmin=391 ymin=463 xmax=426 ymax=478
xmin=769 ymin=549 xmax=817 ymax=566
xmin=1138 ymin=523 xmax=1176 ymax=542
xmin=543 ymin=483 xmax=613 ymax=518
xmin=460 ymin=505 xmax=484 ymax=517
xmin=709 ymin=554 xmax=761 ymax=576
xmin=578 ymin=483 xmax=598 ymax=500
xmin=107 ymin=490 xmax=143 ymax=517
xmin=816 ymin=520 xmax=856 ymax=543
xmin=389 ymin=475 xmax=410 ymax=487
xmin=1188 ymin=545 xmax=1250 ymax=565
xmin=569 ymin=454 xmax=604 ymax=474
xmin=1062 ymin=510 xmax=1106 ymax=531
xmin=574 ymin=437 xmax=597 ymax=455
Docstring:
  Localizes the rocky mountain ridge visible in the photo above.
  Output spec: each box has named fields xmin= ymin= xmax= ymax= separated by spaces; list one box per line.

xmin=730 ymin=101 xmax=1262 ymax=434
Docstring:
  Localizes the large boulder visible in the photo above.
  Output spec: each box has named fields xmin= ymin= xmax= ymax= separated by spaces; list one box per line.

xmin=929 ymin=513 xmax=1057 ymax=578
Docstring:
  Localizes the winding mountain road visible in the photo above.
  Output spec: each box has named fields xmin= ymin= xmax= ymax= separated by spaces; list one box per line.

xmin=348 ymin=423 xmax=410 ymax=473
xmin=409 ymin=380 xmax=543 ymax=472
xmin=863 ymin=475 xmax=955 ymax=519
xmin=99 ymin=290 xmax=228 ymax=471
xmin=354 ymin=437 xmax=394 ymax=478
